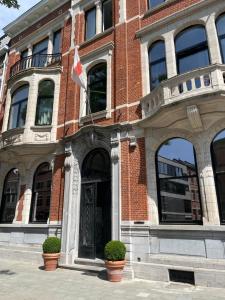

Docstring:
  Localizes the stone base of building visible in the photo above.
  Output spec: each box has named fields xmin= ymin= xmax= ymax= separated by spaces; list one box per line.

xmin=0 ymin=224 xmax=61 ymax=246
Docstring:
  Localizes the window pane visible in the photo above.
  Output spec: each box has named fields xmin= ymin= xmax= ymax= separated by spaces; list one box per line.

xmin=175 ymin=26 xmax=210 ymax=74
xmin=53 ymin=30 xmax=61 ymax=54
xmin=12 ymin=85 xmax=29 ymax=104
xmin=216 ymin=14 xmax=225 ymax=63
xmin=8 ymin=85 xmax=29 ymax=129
xmin=103 ymin=0 xmax=113 ymax=31
xmin=149 ymin=41 xmax=167 ymax=90
xmin=85 ymin=7 xmax=96 ymax=40
xmin=212 ymin=130 xmax=225 ymax=223
xmin=87 ymin=63 xmax=107 ymax=114
xmin=35 ymin=80 xmax=54 ymax=126
xmin=157 ymin=138 xmax=202 ymax=224
xmin=33 ymin=38 xmax=48 ymax=55
xmin=0 ymin=169 xmax=19 ymax=224
xmin=178 ymin=49 xmax=210 ymax=74
xmin=32 ymin=38 xmax=48 ymax=67
xmin=149 ymin=0 xmax=165 ymax=8
xmin=18 ymin=101 xmax=27 ymax=128
xmin=30 ymin=163 xmax=52 ymax=223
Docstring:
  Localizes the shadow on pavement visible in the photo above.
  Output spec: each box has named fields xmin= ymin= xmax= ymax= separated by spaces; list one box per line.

xmin=0 ymin=269 xmax=16 ymax=276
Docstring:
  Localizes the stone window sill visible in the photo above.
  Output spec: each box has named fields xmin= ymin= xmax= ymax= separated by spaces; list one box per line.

xmin=30 ymin=125 xmax=52 ymax=132
xmin=80 ymin=110 xmax=110 ymax=125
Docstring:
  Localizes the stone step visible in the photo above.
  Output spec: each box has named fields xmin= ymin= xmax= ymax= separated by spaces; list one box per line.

xmin=145 ymin=254 xmax=225 ymax=270
xmin=59 ymin=263 xmax=106 ymax=274
xmin=74 ymin=258 xmax=105 ymax=268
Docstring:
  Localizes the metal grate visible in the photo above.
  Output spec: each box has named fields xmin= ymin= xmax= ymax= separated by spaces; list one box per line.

xmin=169 ymin=269 xmax=195 ymax=285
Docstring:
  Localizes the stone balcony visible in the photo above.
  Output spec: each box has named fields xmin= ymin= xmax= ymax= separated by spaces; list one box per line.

xmin=141 ymin=64 xmax=225 ymax=124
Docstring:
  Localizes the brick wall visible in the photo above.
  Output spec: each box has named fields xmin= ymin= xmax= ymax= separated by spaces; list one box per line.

xmin=50 ymin=155 xmax=65 ymax=222
xmin=121 ymin=138 xmax=148 ymax=221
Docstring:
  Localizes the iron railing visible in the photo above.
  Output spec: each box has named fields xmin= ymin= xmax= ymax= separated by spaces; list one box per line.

xmin=10 ymin=53 xmax=62 ymax=78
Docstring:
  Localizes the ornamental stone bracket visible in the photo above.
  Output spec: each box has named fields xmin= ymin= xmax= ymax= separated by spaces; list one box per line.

xmin=64 ymin=142 xmax=73 ymax=171
xmin=187 ymin=105 xmax=203 ymax=132
xmin=111 ymin=129 xmax=120 ymax=163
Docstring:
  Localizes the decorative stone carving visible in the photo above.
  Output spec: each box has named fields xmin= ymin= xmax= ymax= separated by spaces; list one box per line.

xmin=111 ymin=130 xmax=120 ymax=163
xmin=129 ymin=136 xmax=137 ymax=147
xmin=34 ymin=133 xmax=49 ymax=142
xmin=64 ymin=143 xmax=73 ymax=171
xmin=72 ymin=158 xmax=80 ymax=194
xmin=187 ymin=105 xmax=203 ymax=131
xmin=4 ymin=134 xmax=22 ymax=146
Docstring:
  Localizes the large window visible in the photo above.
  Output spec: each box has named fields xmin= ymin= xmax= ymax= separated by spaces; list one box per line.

xmin=216 ymin=14 xmax=225 ymax=64
xmin=32 ymin=38 xmax=48 ymax=67
xmin=148 ymin=0 xmax=165 ymax=9
xmin=175 ymin=26 xmax=210 ymax=74
xmin=156 ymin=138 xmax=202 ymax=224
xmin=149 ymin=41 xmax=167 ymax=90
xmin=0 ymin=169 xmax=19 ymax=224
xmin=35 ymin=80 xmax=54 ymax=126
xmin=87 ymin=63 xmax=107 ymax=114
xmin=211 ymin=130 xmax=225 ymax=224
xmin=103 ymin=0 xmax=113 ymax=31
xmin=8 ymin=85 xmax=29 ymax=130
xmin=30 ymin=163 xmax=52 ymax=223
xmin=53 ymin=30 xmax=62 ymax=55
xmin=85 ymin=7 xmax=96 ymax=40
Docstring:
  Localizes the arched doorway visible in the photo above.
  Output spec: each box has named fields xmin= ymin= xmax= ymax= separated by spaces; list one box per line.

xmin=79 ymin=148 xmax=111 ymax=259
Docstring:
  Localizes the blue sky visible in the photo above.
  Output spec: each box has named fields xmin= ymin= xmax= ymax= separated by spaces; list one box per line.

xmin=0 ymin=0 xmax=40 ymax=36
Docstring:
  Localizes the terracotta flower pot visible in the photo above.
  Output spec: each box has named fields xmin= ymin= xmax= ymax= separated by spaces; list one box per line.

xmin=105 ymin=260 xmax=126 ymax=282
xmin=42 ymin=253 xmax=60 ymax=271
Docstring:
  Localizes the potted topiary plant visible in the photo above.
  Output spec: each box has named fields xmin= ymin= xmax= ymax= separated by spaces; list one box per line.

xmin=104 ymin=240 xmax=126 ymax=282
xmin=42 ymin=237 xmax=61 ymax=271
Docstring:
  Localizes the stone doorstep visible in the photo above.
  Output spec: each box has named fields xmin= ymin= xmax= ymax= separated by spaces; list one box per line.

xmin=59 ymin=263 xmax=105 ymax=274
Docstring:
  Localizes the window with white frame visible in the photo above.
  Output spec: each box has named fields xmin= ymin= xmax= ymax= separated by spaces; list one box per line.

xmin=85 ymin=0 xmax=113 ymax=41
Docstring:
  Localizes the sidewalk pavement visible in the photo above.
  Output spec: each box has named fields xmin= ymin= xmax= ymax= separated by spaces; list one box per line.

xmin=0 ymin=259 xmax=225 ymax=300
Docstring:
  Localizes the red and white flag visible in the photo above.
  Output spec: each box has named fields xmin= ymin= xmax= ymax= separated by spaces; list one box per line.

xmin=71 ymin=46 xmax=86 ymax=89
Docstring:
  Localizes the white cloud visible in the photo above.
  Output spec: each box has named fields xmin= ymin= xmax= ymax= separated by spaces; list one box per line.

xmin=0 ymin=0 xmax=40 ymax=36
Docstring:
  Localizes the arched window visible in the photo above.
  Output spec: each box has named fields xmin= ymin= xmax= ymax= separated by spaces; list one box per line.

xmin=87 ymin=63 xmax=107 ymax=114
xmin=156 ymin=138 xmax=202 ymax=224
xmin=35 ymin=80 xmax=54 ymax=126
xmin=211 ymin=129 xmax=225 ymax=223
xmin=8 ymin=85 xmax=29 ymax=129
xmin=148 ymin=41 xmax=167 ymax=91
xmin=175 ymin=26 xmax=210 ymax=74
xmin=0 ymin=169 xmax=20 ymax=224
xmin=30 ymin=163 xmax=52 ymax=223
xmin=216 ymin=14 xmax=225 ymax=63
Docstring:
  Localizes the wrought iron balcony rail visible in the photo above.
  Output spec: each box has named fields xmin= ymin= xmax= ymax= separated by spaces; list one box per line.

xmin=10 ymin=53 xmax=62 ymax=78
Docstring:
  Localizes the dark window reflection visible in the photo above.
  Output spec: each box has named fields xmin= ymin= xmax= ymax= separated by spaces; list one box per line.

xmin=30 ymin=163 xmax=52 ymax=223
xmin=53 ymin=30 xmax=62 ymax=54
xmin=103 ymin=0 xmax=113 ymax=31
xmin=149 ymin=41 xmax=167 ymax=91
xmin=32 ymin=38 xmax=48 ymax=67
xmin=148 ymin=0 xmax=165 ymax=9
xmin=175 ymin=26 xmax=210 ymax=74
xmin=216 ymin=14 xmax=225 ymax=63
xmin=156 ymin=138 xmax=202 ymax=224
xmin=87 ymin=63 xmax=107 ymax=114
xmin=8 ymin=85 xmax=29 ymax=129
xmin=35 ymin=80 xmax=54 ymax=126
xmin=0 ymin=169 xmax=19 ymax=224
xmin=211 ymin=130 xmax=225 ymax=223
xmin=85 ymin=7 xmax=96 ymax=40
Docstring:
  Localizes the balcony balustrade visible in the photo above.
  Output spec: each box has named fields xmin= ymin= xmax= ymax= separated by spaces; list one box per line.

xmin=10 ymin=53 xmax=62 ymax=78
xmin=141 ymin=64 xmax=225 ymax=120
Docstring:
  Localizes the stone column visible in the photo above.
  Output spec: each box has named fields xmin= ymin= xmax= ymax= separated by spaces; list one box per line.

xmin=111 ymin=129 xmax=121 ymax=241
xmin=206 ymin=13 xmax=222 ymax=64
xmin=95 ymin=0 xmax=102 ymax=34
xmin=164 ymin=31 xmax=177 ymax=78
xmin=61 ymin=143 xmax=74 ymax=265
xmin=196 ymin=137 xmax=220 ymax=225
xmin=47 ymin=31 xmax=53 ymax=55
